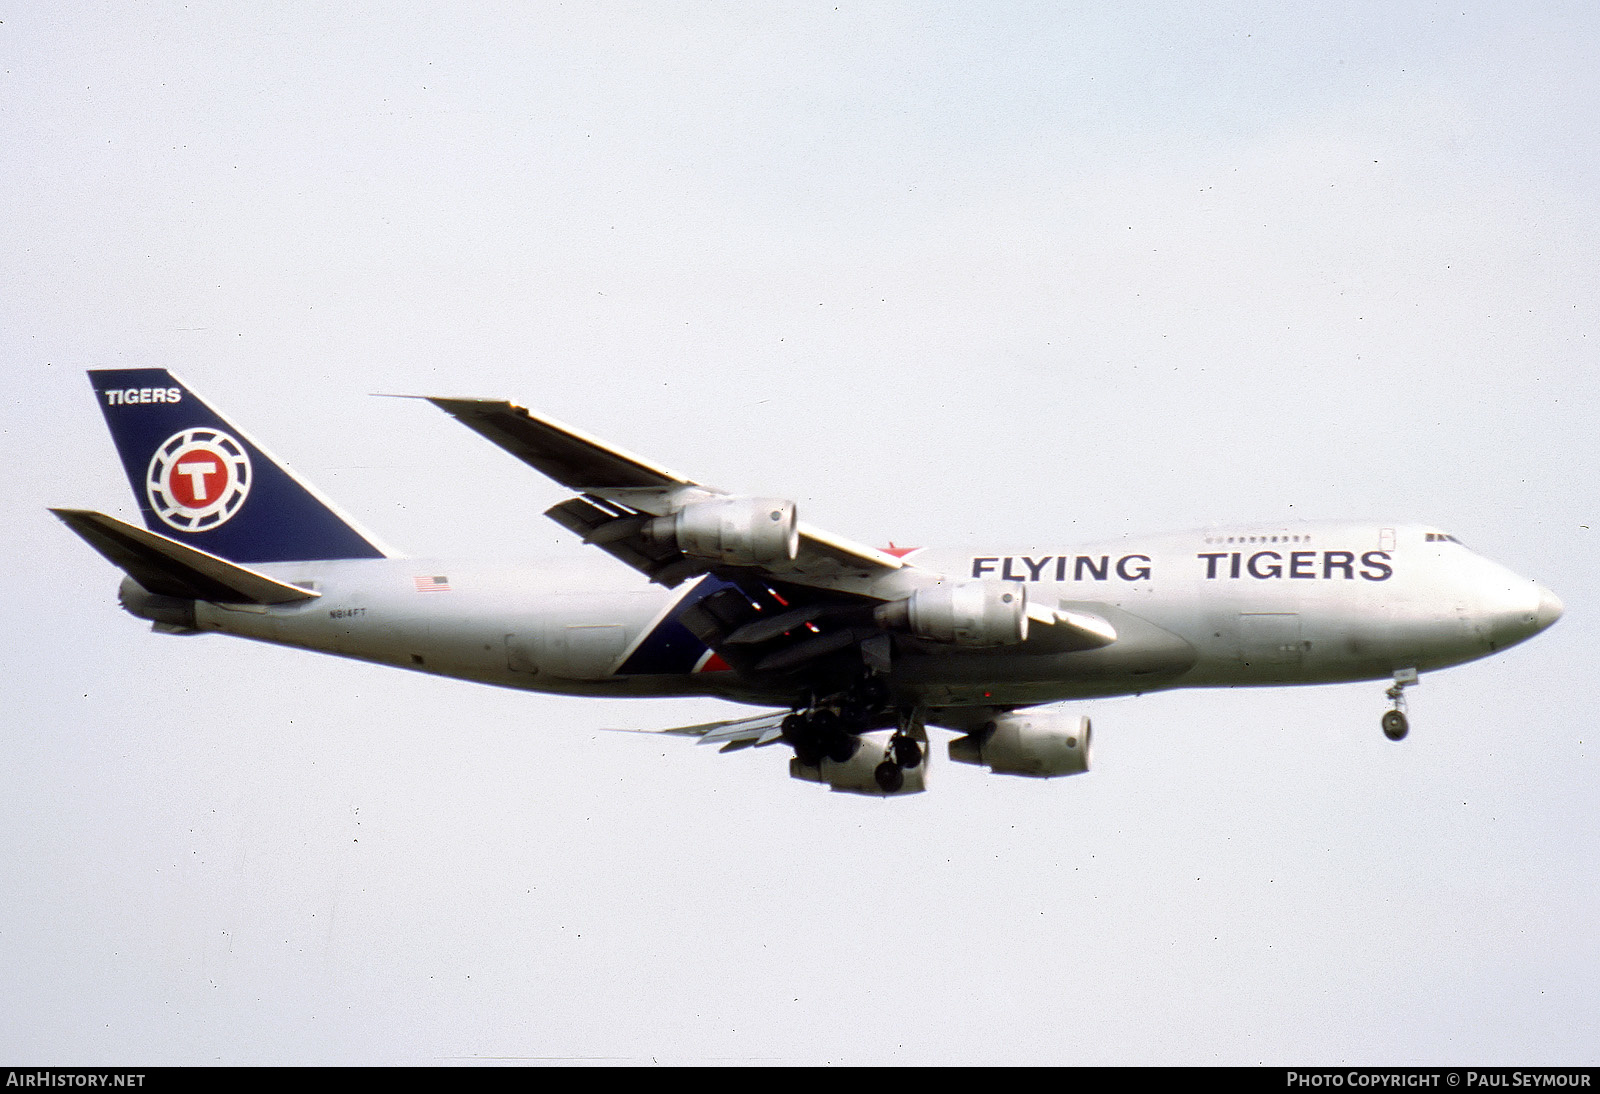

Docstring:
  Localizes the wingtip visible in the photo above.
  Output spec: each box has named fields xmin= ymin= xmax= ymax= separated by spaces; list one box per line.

xmin=388 ymin=394 xmax=527 ymax=415
xmin=48 ymin=506 xmax=98 ymax=524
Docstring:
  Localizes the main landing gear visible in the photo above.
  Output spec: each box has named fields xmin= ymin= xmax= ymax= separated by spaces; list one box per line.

xmin=781 ymin=709 xmax=856 ymax=768
xmin=1382 ymin=668 xmax=1418 ymax=741
xmin=873 ymin=714 xmax=928 ymax=794
xmin=781 ymin=685 xmax=927 ymax=794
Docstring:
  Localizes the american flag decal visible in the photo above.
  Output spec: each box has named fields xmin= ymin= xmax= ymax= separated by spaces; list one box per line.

xmin=413 ymin=575 xmax=451 ymax=593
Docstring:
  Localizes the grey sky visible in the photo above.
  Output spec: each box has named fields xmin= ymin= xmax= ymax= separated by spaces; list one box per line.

xmin=2 ymin=2 xmax=1595 ymax=1064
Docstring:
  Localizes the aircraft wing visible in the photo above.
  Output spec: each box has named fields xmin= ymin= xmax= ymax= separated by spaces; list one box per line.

xmin=628 ymin=711 xmax=791 ymax=753
xmin=421 ymin=395 xmax=1117 ymax=679
xmin=423 ymin=396 xmax=906 ymax=592
xmin=424 ymin=397 xmax=694 ymax=493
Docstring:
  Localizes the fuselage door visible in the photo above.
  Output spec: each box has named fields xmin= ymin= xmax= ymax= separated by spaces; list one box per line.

xmin=560 ymin=623 xmax=627 ymax=679
xmin=1238 ymin=612 xmax=1303 ymax=666
xmin=507 ymin=622 xmax=627 ymax=679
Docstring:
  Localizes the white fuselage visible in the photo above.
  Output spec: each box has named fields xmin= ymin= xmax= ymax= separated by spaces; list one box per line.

xmin=158 ymin=520 xmax=1559 ymax=713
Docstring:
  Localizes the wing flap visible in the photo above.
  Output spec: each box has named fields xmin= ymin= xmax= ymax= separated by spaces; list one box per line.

xmin=545 ymin=496 xmax=690 ymax=584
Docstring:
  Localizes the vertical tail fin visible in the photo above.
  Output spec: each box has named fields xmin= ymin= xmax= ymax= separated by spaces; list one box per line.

xmin=89 ymin=369 xmax=389 ymax=564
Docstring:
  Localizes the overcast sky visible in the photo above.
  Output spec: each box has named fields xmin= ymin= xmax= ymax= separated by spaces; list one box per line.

xmin=2 ymin=2 xmax=1596 ymax=1065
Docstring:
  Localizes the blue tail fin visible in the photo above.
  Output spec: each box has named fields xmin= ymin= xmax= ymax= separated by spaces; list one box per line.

xmin=90 ymin=369 xmax=388 ymax=564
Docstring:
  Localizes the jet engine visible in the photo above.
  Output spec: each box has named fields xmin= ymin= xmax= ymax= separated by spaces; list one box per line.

xmin=874 ymin=580 xmax=1028 ymax=646
xmin=948 ymin=711 xmax=1091 ymax=777
xmin=790 ymin=730 xmax=928 ymax=796
xmin=647 ymin=497 xmax=799 ymax=566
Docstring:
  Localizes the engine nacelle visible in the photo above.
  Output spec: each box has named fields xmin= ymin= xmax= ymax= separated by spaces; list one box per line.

xmin=874 ymin=580 xmax=1028 ymax=646
xmin=790 ymin=730 xmax=927 ymax=796
xmin=948 ymin=711 xmax=1091 ymax=778
xmin=648 ymin=497 xmax=799 ymax=566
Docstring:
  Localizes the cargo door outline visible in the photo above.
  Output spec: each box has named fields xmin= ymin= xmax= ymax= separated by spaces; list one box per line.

xmin=1238 ymin=612 xmax=1303 ymax=666
xmin=507 ymin=622 xmax=627 ymax=679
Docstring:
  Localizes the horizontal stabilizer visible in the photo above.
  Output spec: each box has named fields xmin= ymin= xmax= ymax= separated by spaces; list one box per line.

xmin=51 ymin=508 xmax=320 ymax=605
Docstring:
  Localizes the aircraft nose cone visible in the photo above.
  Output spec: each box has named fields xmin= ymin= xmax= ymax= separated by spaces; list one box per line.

xmin=1534 ymin=587 xmax=1564 ymax=632
xmin=1485 ymin=578 xmax=1564 ymax=650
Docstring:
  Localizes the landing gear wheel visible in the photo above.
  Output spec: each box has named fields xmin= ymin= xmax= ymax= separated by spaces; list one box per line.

xmin=874 ymin=760 xmax=905 ymax=793
xmin=892 ymin=734 xmax=922 ymax=769
xmin=1381 ymin=668 xmax=1417 ymax=742
xmin=826 ymin=734 xmax=860 ymax=764
xmin=783 ymin=714 xmax=822 ymax=766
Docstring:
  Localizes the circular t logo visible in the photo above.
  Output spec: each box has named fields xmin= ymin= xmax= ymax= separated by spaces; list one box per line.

xmin=146 ymin=428 xmax=252 ymax=532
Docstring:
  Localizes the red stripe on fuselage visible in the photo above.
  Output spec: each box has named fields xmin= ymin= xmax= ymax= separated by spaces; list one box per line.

xmin=694 ymin=650 xmax=733 ymax=673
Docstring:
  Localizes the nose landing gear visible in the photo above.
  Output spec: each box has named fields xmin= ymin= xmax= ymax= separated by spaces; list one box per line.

xmin=1382 ymin=668 xmax=1418 ymax=741
xmin=1381 ymin=708 xmax=1408 ymax=741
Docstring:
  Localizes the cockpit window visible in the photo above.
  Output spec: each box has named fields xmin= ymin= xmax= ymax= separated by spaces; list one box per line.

xmin=1425 ymin=532 xmax=1465 ymax=545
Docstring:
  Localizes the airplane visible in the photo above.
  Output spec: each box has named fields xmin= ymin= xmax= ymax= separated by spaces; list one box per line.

xmin=54 ymin=368 xmax=1564 ymax=796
